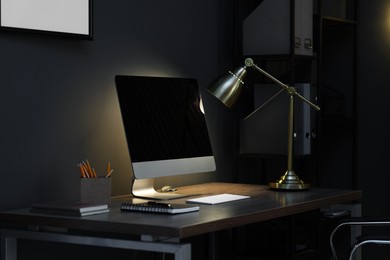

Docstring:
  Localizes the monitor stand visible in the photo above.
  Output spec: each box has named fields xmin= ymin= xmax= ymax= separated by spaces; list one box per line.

xmin=131 ymin=178 xmax=193 ymax=200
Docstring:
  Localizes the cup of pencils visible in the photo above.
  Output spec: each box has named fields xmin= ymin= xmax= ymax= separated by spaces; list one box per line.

xmin=79 ymin=159 xmax=113 ymax=205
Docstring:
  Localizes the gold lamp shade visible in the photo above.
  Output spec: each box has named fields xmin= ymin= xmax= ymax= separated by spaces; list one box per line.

xmin=207 ymin=66 xmax=247 ymax=108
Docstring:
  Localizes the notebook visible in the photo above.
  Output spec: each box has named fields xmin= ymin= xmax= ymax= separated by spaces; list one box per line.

xmin=120 ymin=201 xmax=199 ymax=214
xmin=31 ymin=201 xmax=110 ymax=217
xmin=186 ymin=193 xmax=250 ymax=205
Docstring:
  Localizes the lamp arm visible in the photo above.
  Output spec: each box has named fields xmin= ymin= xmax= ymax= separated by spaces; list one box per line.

xmin=245 ymin=58 xmax=320 ymax=112
xmin=243 ymin=88 xmax=285 ymax=121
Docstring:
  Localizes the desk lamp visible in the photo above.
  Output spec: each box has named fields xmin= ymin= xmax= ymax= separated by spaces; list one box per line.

xmin=208 ymin=58 xmax=320 ymax=190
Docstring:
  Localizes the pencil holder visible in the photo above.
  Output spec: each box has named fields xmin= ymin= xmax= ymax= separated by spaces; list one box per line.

xmin=80 ymin=178 xmax=111 ymax=205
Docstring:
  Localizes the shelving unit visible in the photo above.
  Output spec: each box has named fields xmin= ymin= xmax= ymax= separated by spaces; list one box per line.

xmin=232 ymin=0 xmax=357 ymax=188
xmin=233 ymin=0 xmax=320 ymax=187
xmin=231 ymin=0 xmax=357 ymax=258
xmin=234 ymin=210 xmax=321 ymax=260
xmin=318 ymin=6 xmax=357 ymax=189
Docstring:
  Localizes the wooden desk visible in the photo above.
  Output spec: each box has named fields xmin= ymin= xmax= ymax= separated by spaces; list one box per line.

xmin=0 ymin=182 xmax=361 ymax=260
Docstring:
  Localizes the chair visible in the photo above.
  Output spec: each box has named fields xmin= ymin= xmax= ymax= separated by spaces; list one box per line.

xmin=330 ymin=217 xmax=390 ymax=260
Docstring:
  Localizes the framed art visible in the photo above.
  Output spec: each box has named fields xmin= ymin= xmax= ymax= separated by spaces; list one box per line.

xmin=0 ymin=0 xmax=92 ymax=39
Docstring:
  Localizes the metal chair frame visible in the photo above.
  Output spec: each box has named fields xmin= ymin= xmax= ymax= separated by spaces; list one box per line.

xmin=330 ymin=218 xmax=390 ymax=260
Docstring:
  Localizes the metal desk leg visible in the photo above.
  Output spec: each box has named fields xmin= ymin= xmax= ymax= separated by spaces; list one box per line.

xmin=1 ymin=232 xmax=17 ymax=260
xmin=1 ymin=229 xmax=191 ymax=260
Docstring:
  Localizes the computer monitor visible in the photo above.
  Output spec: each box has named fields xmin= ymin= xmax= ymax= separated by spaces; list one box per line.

xmin=115 ymin=75 xmax=216 ymax=199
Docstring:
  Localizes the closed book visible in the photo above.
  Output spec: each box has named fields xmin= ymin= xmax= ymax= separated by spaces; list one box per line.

xmin=120 ymin=202 xmax=199 ymax=214
xmin=31 ymin=201 xmax=110 ymax=216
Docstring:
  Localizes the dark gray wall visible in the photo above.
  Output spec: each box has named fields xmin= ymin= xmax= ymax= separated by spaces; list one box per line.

xmin=0 ymin=0 xmax=236 ymax=211
xmin=357 ymin=0 xmax=390 ymax=213
xmin=357 ymin=0 xmax=390 ymax=258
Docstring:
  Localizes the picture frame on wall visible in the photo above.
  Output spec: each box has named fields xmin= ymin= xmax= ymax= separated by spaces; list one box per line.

xmin=0 ymin=0 xmax=92 ymax=39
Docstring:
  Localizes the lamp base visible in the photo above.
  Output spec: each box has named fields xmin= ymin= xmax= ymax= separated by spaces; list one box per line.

xmin=268 ymin=170 xmax=310 ymax=190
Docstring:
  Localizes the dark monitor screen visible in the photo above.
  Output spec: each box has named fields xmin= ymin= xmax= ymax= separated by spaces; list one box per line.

xmin=115 ymin=75 xmax=215 ymax=185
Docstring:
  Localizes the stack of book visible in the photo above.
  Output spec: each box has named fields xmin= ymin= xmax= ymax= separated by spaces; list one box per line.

xmin=31 ymin=201 xmax=110 ymax=217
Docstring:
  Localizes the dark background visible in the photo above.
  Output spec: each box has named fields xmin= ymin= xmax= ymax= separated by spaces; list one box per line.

xmin=0 ymin=0 xmax=390 ymax=259
xmin=0 ymin=0 xmax=235 ymax=210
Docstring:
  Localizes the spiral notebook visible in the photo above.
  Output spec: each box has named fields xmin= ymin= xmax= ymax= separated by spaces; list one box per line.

xmin=120 ymin=201 xmax=199 ymax=214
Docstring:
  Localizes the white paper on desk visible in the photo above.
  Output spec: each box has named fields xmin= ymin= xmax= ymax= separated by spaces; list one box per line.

xmin=186 ymin=193 xmax=250 ymax=205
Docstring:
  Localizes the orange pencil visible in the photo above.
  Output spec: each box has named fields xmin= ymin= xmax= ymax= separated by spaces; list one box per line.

xmin=78 ymin=163 xmax=86 ymax=178
xmin=106 ymin=169 xmax=113 ymax=178
xmin=82 ymin=160 xmax=91 ymax=178
xmin=107 ymin=161 xmax=111 ymax=175
xmin=81 ymin=163 xmax=90 ymax=178
xmin=85 ymin=159 xmax=93 ymax=176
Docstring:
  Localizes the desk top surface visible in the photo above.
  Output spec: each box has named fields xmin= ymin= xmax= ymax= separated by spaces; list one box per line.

xmin=0 ymin=182 xmax=361 ymax=239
